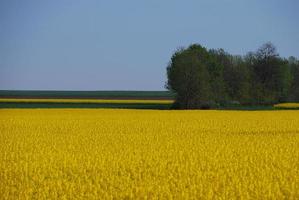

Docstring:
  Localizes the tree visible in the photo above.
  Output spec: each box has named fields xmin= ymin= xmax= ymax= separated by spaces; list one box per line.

xmin=288 ymin=57 xmax=299 ymax=101
xmin=208 ymin=49 xmax=229 ymax=105
xmin=166 ymin=44 xmax=211 ymax=109
xmin=166 ymin=42 xmax=298 ymax=109
xmin=250 ymin=42 xmax=288 ymax=104
xmin=229 ymin=55 xmax=251 ymax=104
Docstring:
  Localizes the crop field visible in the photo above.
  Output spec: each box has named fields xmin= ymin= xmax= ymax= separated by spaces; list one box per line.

xmin=0 ymin=90 xmax=175 ymax=100
xmin=274 ymin=103 xmax=299 ymax=109
xmin=0 ymin=99 xmax=173 ymax=110
xmin=0 ymin=91 xmax=174 ymax=109
xmin=0 ymin=98 xmax=173 ymax=104
xmin=0 ymin=109 xmax=299 ymax=199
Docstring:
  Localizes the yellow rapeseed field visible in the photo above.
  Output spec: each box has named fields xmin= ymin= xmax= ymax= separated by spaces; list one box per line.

xmin=274 ymin=103 xmax=299 ymax=109
xmin=0 ymin=109 xmax=298 ymax=199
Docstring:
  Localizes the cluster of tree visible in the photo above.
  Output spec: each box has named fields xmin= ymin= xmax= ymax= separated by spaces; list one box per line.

xmin=166 ymin=42 xmax=299 ymax=109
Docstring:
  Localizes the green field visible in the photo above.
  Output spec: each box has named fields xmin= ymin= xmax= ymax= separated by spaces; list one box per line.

xmin=0 ymin=90 xmax=174 ymax=109
xmin=1 ymin=90 xmax=298 ymax=110
xmin=0 ymin=90 xmax=175 ymax=99
xmin=0 ymin=102 xmax=172 ymax=109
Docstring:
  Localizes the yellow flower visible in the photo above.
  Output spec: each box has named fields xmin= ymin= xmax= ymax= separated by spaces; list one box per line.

xmin=0 ymin=109 xmax=298 ymax=199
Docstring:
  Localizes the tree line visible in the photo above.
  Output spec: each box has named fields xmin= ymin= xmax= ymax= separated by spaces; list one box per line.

xmin=166 ymin=42 xmax=299 ymax=109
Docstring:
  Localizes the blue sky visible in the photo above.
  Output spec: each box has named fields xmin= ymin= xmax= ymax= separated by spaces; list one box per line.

xmin=1 ymin=0 xmax=298 ymax=90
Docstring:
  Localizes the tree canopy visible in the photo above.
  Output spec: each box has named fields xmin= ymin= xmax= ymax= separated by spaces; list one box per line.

xmin=166 ymin=42 xmax=299 ymax=109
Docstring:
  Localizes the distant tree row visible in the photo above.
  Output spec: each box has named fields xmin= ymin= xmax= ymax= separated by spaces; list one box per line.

xmin=166 ymin=42 xmax=299 ymax=109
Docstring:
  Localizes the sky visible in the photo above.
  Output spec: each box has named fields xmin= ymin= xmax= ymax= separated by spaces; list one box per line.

xmin=0 ymin=0 xmax=298 ymax=91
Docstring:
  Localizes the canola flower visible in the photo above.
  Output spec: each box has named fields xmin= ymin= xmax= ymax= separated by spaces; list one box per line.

xmin=0 ymin=109 xmax=298 ymax=199
xmin=274 ymin=103 xmax=299 ymax=109
xmin=0 ymin=98 xmax=173 ymax=104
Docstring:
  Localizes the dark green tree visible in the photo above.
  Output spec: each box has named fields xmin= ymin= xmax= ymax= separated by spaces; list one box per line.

xmin=208 ymin=49 xmax=229 ymax=105
xmin=250 ymin=42 xmax=288 ymax=104
xmin=229 ymin=55 xmax=251 ymax=104
xmin=166 ymin=44 xmax=211 ymax=109
xmin=288 ymin=57 xmax=299 ymax=101
xmin=166 ymin=42 xmax=298 ymax=109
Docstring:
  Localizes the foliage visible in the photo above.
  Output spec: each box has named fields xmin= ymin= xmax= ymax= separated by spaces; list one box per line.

xmin=166 ymin=45 xmax=211 ymax=109
xmin=166 ymin=42 xmax=299 ymax=109
xmin=288 ymin=57 xmax=299 ymax=102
